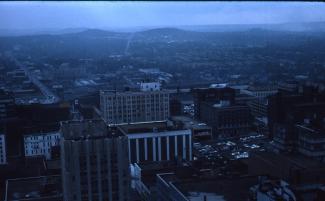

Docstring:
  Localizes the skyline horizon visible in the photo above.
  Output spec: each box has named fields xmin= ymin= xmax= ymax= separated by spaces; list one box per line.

xmin=2 ymin=19 xmax=325 ymax=30
xmin=1 ymin=2 xmax=325 ymax=31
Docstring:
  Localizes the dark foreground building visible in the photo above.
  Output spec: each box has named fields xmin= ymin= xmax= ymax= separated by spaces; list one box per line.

xmin=5 ymin=175 xmax=62 ymax=201
xmin=268 ymin=85 xmax=325 ymax=152
xmin=60 ymin=120 xmax=130 ymax=201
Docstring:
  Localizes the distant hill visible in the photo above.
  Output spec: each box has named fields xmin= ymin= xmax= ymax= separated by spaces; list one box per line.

xmin=139 ymin=27 xmax=187 ymax=35
xmin=1 ymin=21 xmax=324 ymax=37
xmin=1 ymin=24 xmax=324 ymax=60
xmin=64 ymin=29 xmax=130 ymax=38
xmin=0 ymin=27 xmax=89 ymax=37
xmin=178 ymin=21 xmax=325 ymax=32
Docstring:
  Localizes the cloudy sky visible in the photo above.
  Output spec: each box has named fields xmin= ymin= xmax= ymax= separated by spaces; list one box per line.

xmin=1 ymin=1 xmax=325 ymax=30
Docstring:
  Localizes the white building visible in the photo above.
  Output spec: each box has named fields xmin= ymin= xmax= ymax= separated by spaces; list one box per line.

xmin=0 ymin=134 xmax=6 ymax=164
xmin=24 ymin=132 xmax=60 ymax=160
xmin=140 ymin=81 xmax=161 ymax=92
xmin=118 ymin=121 xmax=192 ymax=163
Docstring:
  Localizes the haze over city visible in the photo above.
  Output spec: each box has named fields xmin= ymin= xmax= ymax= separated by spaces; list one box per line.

xmin=1 ymin=1 xmax=325 ymax=201
xmin=1 ymin=1 xmax=325 ymax=31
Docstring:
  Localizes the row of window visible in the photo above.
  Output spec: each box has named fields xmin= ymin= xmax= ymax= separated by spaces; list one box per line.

xmin=25 ymin=148 xmax=51 ymax=155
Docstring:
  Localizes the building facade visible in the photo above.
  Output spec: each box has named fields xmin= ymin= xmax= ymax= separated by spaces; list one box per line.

xmin=60 ymin=120 xmax=130 ymax=201
xmin=0 ymin=90 xmax=15 ymax=120
xmin=118 ymin=121 xmax=192 ymax=164
xmin=100 ymin=90 xmax=170 ymax=125
xmin=24 ymin=132 xmax=60 ymax=160
xmin=241 ymin=86 xmax=278 ymax=98
xmin=200 ymin=102 xmax=252 ymax=139
xmin=0 ymin=134 xmax=6 ymax=164
xmin=248 ymin=98 xmax=268 ymax=118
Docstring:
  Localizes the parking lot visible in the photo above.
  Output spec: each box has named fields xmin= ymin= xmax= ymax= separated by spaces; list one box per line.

xmin=193 ymin=133 xmax=268 ymax=161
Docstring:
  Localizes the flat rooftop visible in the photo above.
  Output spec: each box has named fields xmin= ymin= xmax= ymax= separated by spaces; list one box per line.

xmin=118 ymin=121 xmax=189 ymax=134
xmin=100 ymin=89 xmax=171 ymax=95
xmin=60 ymin=119 xmax=124 ymax=140
xmin=203 ymin=102 xmax=249 ymax=110
xmin=296 ymin=123 xmax=325 ymax=136
xmin=5 ymin=175 xmax=62 ymax=201
xmin=246 ymin=85 xmax=278 ymax=92
xmin=176 ymin=177 xmax=257 ymax=201
xmin=171 ymin=116 xmax=211 ymax=130
xmin=243 ymin=151 xmax=325 ymax=184
xmin=134 ymin=161 xmax=189 ymax=187
xmin=159 ymin=173 xmax=257 ymax=201
xmin=137 ymin=160 xmax=189 ymax=171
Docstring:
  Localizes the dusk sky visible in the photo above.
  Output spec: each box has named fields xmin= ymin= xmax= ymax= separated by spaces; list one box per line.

xmin=1 ymin=1 xmax=325 ymax=30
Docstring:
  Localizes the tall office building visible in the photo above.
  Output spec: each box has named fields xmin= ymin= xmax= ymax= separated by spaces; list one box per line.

xmin=100 ymin=90 xmax=170 ymax=124
xmin=60 ymin=120 xmax=130 ymax=201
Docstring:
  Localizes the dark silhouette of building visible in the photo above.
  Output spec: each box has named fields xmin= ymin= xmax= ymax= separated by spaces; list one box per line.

xmin=268 ymin=85 xmax=325 ymax=152
xmin=193 ymin=87 xmax=235 ymax=120
xmin=4 ymin=103 xmax=70 ymax=157
xmin=169 ymin=97 xmax=182 ymax=116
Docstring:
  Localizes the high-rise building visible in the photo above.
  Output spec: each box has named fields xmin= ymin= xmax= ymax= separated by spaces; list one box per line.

xmin=118 ymin=121 xmax=192 ymax=163
xmin=100 ymin=90 xmax=170 ymax=125
xmin=0 ymin=134 xmax=6 ymax=164
xmin=60 ymin=120 xmax=130 ymax=201
xmin=268 ymin=85 xmax=325 ymax=151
